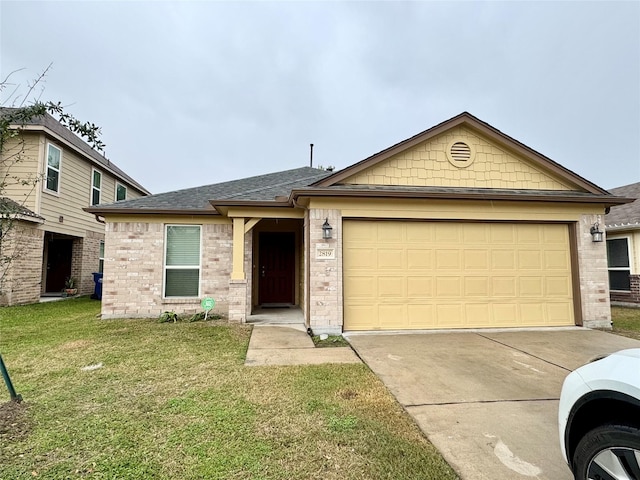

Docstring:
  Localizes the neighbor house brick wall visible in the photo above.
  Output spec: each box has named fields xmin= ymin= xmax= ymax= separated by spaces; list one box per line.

xmin=576 ymin=215 xmax=612 ymax=328
xmin=308 ymin=208 xmax=343 ymax=335
xmin=0 ymin=221 xmax=44 ymax=306
xmin=69 ymin=231 xmax=104 ymax=296
xmin=101 ymin=221 xmax=234 ymax=319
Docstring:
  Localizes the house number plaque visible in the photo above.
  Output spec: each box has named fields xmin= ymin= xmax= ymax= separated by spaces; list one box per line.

xmin=316 ymin=247 xmax=335 ymax=260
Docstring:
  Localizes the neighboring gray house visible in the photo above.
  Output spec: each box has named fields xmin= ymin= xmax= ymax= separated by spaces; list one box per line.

xmin=605 ymin=181 xmax=640 ymax=305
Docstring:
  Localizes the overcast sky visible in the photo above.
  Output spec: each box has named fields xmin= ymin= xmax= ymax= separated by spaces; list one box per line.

xmin=1 ymin=1 xmax=638 ymax=194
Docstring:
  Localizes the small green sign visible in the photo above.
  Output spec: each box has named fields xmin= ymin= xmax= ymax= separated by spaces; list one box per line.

xmin=201 ymin=297 xmax=215 ymax=311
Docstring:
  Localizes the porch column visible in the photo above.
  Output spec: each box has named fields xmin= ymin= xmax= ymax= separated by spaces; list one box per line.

xmin=231 ymin=217 xmax=245 ymax=280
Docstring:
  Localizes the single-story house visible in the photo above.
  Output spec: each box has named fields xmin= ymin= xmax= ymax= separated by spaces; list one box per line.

xmin=86 ymin=112 xmax=631 ymax=333
xmin=605 ymin=181 xmax=640 ymax=305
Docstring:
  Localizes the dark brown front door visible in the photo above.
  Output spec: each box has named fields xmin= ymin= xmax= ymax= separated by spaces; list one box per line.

xmin=258 ymin=232 xmax=295 ymax=305
xmin=45 ymin=239 xmax=73 ymax=293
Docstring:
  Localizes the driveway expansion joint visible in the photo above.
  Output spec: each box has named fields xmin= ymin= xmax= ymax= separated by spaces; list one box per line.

xmin=475 ymin=332 xmax=573 ymax=372
xmin=404 ymin=397 xmax=560 ymax=408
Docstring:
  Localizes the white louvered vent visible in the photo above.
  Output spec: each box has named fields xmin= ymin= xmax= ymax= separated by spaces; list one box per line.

xmin=450 ymin=142 xmax=471 ymax=162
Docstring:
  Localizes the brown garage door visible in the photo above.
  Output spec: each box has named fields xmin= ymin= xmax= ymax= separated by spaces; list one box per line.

xmin=343 ymin=221 xmax=575 ymax=331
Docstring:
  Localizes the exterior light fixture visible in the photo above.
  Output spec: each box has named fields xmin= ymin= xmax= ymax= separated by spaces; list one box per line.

xmin=322 ymin=218 xmax=333 ymax=240
xmin=590 ymin=223 xmax=603 ymax=243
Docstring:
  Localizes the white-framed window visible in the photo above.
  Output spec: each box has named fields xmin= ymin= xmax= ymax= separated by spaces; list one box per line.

xmin=607 ymin=237 xmax=631 ymax=291
xmin=45 ymin=143 xmax=62 ymax=194
xmin=99 ymin=241 xmax=105 ymax=273
xmin=115 ymin=182 xmax=127 ymax=201
xmin=91 ymin=169 xmax=102 ymax=206
xmin=164 ymin=225 xmax=201 ymax=297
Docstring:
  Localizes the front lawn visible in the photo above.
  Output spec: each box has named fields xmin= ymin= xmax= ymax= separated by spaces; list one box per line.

xmin=611 ymin=306 xmax=640 ymax=340
xmin=0 ymin=298 xmax=457 ymax=479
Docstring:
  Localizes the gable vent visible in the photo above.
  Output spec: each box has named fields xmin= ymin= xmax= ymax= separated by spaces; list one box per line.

xmin=450 ymin=142 xmax=471 ymax=162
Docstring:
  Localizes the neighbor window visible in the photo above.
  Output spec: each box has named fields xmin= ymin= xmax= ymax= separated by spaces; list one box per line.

xmin=607 ymin=237 xmax=631 ymax=291
xmin=99 ymin=241 xmax=105 ymax=273
xmin=91 ymin=169 xmax=102 ymax=206
xmin=116 ymin=183 xmax=127 ymax=201
xmin=164 ymin=225 xmax=201 ymax=297
xmin=45 ymin=144 xmax=61 ymax=193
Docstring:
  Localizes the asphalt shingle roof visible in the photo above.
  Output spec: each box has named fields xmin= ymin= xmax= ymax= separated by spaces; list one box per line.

xmin=606 ymin=182 xmax=640 ymax=228
xmin=93 ymin=167 xmax=333 ymax=211
xmin=0 ymin=197 xmax=44 ymax=222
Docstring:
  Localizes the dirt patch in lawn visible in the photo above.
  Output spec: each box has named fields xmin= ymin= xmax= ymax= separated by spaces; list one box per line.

xmin=0 ymin=400 xmax=30 ymax=443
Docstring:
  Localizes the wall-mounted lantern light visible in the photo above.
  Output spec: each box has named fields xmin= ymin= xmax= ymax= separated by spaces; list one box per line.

xmin=590 ymin=222 xmax=603 ymax=243
xmin=322 ymin=218 xmax=333 ymax=240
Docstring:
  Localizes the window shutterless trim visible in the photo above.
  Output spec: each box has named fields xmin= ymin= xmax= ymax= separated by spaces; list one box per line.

xmin=162 ymin=224 xmax=202 ymax=298
xmin=91 ymin=168 xmax=102 ymax=206
xmin=44 ymin=143 xmax=62 ymax=195
xmin=115 ymin=182 xmax=127 ymax=201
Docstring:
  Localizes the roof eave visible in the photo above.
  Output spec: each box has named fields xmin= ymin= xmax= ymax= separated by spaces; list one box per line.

xmin=83 ymin=207 xmax=218 ymax=216
xmin=291 ymin=188 xmax=633 ymax=206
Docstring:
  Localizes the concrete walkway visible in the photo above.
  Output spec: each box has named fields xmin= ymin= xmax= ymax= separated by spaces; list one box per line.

xmin=244 ymin=325 xmax=361 ymax=366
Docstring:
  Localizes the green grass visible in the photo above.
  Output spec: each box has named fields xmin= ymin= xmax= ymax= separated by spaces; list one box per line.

xmin=611 ymin=306 xmax=640 ymax=340
xmin=0 ymin=298 xmax=457 ymax=480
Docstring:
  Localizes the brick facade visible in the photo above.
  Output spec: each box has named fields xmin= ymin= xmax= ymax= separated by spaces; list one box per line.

xmin=70 ymin=231 xmax=104 ymax=296
xmin=0 ymin=221 xmax=45 ymax=306
xmin=610 ymin=274 xmax=640 ymax=305
xmin=576 ymin=215 xmax=612 ymax=328
xmin=101 ymin=221 xmax=235 ymax=319
xmin=307 ymin=208 xmax=343 ymax=335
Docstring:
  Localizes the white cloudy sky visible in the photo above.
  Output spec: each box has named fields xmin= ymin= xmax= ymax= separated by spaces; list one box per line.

xmin=1 ymin=1 xmax=638 ymax=194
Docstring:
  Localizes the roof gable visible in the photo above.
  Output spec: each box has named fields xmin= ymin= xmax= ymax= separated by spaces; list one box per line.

xmin=314 ymin=112 xmax=608 ymax=195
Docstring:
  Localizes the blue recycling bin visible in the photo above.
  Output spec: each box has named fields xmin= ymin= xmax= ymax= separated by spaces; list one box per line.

xmin=92 ymin=272 xmax=103 ymax=300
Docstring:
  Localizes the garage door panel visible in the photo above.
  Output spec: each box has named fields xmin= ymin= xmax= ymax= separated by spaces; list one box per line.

xmin=347 ymin=276 xmax=376 ymax=298
xmin=435 ymin=224 xmax=462 ymax=242
xmin=436 ymin=250 xmax=461 ymax=269
xmin=343 ymin=221 xmax=574 ymax=331
xmin=492 ymin=250 xmax=516 ymax=269
xmin=377 ymin=249 xmax=404 ymax=269
xmin=464 ymin=250 xmax=489 ymax=269
xmin=436 ymin=304 xmax=464 ymax=327
xmin=465 ymin=304 xmax=491 ymax=325
xmin=545 ymin=277 xmax=571 ymax=296
xmin=544 ymin=250 xmax=570 ymax=269
xmin=407 ymin=249 xmax=433 ymax=269
xmin=407 ymin=304 xmax=435 ymax=326
xmin=519 ymin=277 xmax=544 ymax=297
xmin=516 ymin=224 xmax=542 ymax=244
xmin=464 ymin=277 xmax=489 ymax=296
xmin=407 ymin=276 xmax=434 ymax=297
xmin=491 ymin=277 xmax=517 ymax=296
xmin=378 ymin=276 xmax=405 ymax=297
xmin=490 ymin=224 xmax=515 ymax=244
xmin=436 ymin=277 xmax=462 ymax=297
xmin=518 ymin=250 xmax=542 ymax=269
xmin=493 ymin=304 xmax=519 ymax=325
xmin=344 ymin=248 xmax=375 ymax=269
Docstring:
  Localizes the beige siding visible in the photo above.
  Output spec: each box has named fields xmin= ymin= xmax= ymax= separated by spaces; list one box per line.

xmin=0 ymin=132 xmax=43 ymax=213
xmin=39 ymin=139 xmax=143 ymax=236
xmin=343 ymin=126 xmax=575 ymax=191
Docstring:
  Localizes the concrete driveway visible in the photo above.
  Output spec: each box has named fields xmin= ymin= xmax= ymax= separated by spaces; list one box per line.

xmin=346 ymin=328 xmax=640 ymax=480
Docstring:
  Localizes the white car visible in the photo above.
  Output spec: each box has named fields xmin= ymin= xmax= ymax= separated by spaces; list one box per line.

xmin=559 ymin=348 xmax=640 ymax=480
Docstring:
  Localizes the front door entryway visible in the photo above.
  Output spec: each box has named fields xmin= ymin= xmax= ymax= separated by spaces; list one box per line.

xmin=258 ymin=232 xmax=295 ymax=305
xmin=45 ymin=238 xmax=73 ymax=293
